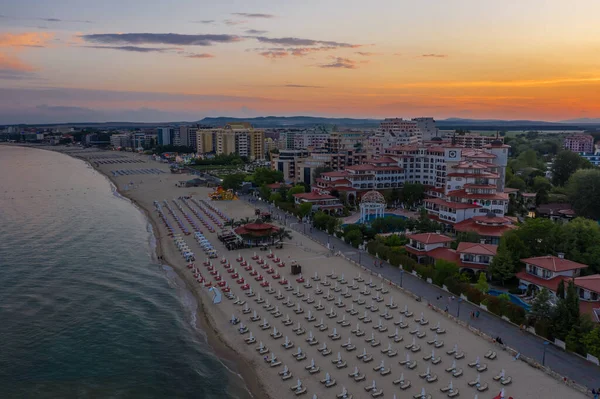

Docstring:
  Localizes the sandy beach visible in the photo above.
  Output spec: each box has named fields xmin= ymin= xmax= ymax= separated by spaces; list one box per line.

xmin=53 ymin=147 xmax=587 ymax=399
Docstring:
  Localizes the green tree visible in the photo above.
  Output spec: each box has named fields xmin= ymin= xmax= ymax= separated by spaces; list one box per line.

xmin=475 ymin=272 xmax=489 ymax=293
xmin=259 ymin=183 xmax=271 ymax=201
xmin=221 ymin=173 xmax=246 ymax=190
xmin=433 ymin=260 xmax=459 ymax=286
xmin=326 ymin=216 xmax=341 ymax=235
xmin=488 ymin=249 xmax=515 ymax=285
xmin=298 ymin=202 xmax=313 ymax=218
xmin=269 ymin=192 xmax=282 ymax=203
xmin=552 ymin=281 xmax=581 ymax=340
xmin=582 ymin=327 xmax=600 ymax=358
xmin=566 ymin=169 xmax=600 ymax=220
xmin=402 ymin=183 xmax=426 ymax=207
xmin=345 ymin=229 xmax=363 ymax=247
xmin=252 ymin=168 xmax=284 ymax=186
xmin=532 ymin=176 xmax=552 ymax=193
xmin=287 ymin=185 xmax=305 ymax=202
xmin=551 ymin=150 xmax=590 ymax=186
xmin=556 ymin=280 xmax=565 ymax=299
xmin=507 ymin=176 xmax=527 ymax=191
xmin=530 ymin=288 xmax=554 ymax=321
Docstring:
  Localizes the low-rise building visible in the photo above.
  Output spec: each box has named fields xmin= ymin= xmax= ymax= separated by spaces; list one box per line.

xmin=516 ymin=254 xmax=587 ymax=295
xmin=292 ymin=192 xmax=343 ymax=215
xmin=404 ymin=233 xmax=453 ymax=263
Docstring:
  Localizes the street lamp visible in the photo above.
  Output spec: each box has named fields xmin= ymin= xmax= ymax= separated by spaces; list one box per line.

xmin=358 ymin=250 xmax=362 ymax=265
xmin=400 ymin=268 xmax=404 ymax=287
xmin=457 ymin=298 xmax=463 ymax=318
xmin=542 ymin=341 xmax=550 ymax=366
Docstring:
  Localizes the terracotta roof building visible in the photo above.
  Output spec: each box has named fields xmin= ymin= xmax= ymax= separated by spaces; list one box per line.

xmin=517 ymin=254 xmax=588 ymax=296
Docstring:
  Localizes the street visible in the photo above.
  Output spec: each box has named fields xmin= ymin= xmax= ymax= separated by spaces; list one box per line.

xmin=244 ymin=195 xmax=600 ymax=390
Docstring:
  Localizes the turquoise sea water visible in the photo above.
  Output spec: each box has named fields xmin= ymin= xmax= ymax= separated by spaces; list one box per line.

xmin=0 ymin=147 xmax=248 ymax=398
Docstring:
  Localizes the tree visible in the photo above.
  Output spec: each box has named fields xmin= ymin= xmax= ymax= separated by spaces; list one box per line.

xmin=433 ymin=260 xmax=459 ymax=286
xmin=252 ymin=168 xmax=284 ymax=186
xmin=551 ymin=150 xmax=590 ymax=186
xmin=222 ymin=173 xmax=246 ymax=190
xmin=402 ymin=183 xmax=426 ymax=207
xmin=488 ymin=249 xmax=515 ymax=285
xmin=298 ymin=202 xmax=313 ymax=218
xmin=269 ymin=192 xmax=282 ymax=203
xmin=532 ymin=176 xmax=552 ymax=193
xmin=506 ymin=176 xmax=527 ymax=191
xmin=582 ymin=327 xmax=600 ymax=358
xmin=287 ymin=185 xmax=305 ymax=202
xmin=566 ymin=169 xmax=600 ymax=220
xmin=475 ymin=272 xmax=489 ymax=293
xmin=556 ymin=280 xmax=565 ymax=299
xmin=259 ymin=184 xmax=271 ymax=201
xmin=552 ymin=281 xmax=581 ymax=340
xmin=530 ymin=288 xmax=554 ymax=321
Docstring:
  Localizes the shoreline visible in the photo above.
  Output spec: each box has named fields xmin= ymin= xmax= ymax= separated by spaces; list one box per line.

xmin=7 ymin=144 xmax=589 ymax=399
xmin=35 ymin=146 xmax=270 ymax=399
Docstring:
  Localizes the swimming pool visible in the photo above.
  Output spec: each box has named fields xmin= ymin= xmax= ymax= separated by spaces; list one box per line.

xmin=487 ymin=289 xmax=531 ymax=311
xmin=357 ymin=213 xmax=407 ymax=223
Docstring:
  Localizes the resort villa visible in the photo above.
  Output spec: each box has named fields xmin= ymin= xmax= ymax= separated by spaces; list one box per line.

xmin=292 ymin=192 xmax=344 ymax=215
xmin=516 ymin=254 xmax=588 ymax=295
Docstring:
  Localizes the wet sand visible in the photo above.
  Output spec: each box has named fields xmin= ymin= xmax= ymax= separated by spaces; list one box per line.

xmin=57 ymin=148 xmax=587 ymax=399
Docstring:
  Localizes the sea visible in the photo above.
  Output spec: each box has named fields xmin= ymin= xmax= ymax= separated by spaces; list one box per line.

xmin=0 ymin=146 xmax=249 ymax=398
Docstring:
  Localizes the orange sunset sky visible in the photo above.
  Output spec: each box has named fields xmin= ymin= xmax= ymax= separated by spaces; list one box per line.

xmin=1 ymin=0 xmax=600 ymax=123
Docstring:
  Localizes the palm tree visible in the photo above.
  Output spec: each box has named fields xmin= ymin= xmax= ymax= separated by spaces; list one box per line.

xmin=239 ymin=217 xmax=251 ymax=225
xmin=224 ymin=218 xmax=236 ymax=228
xmin=276 ymin=228 xmax=292 ymax=241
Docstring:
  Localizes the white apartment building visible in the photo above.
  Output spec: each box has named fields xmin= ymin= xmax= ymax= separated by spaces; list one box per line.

xmin=279 ymin=128 xmax=330 ymax=150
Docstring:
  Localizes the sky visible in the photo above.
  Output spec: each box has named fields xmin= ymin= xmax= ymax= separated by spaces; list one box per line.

xmin=1 ymin=0 xmax=600 ymax=123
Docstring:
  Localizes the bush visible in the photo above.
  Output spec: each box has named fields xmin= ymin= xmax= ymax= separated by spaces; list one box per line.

xmin=464 ymin=286 xmax=485 ymax=305
xmin=504 ymin=303 xmax=526 ymax=325
xmin=486 ymin=296 xmax=503 ymax=316
xmin=508 ymin=288 xmax=522 ymax=295
xmin=444 ymin=277 xmax=463 ymax=296
xmin=415 ymin=265 xmax=434 ymax=281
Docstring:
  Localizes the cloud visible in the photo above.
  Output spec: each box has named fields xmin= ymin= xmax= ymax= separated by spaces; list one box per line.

xmin=0 ymin=32 xmax=54 ymax=48
xmin=232 ymin=13 xmax=275 ymax=18
xmin=0 ymin=69 xmax=37 ymax=80
xmin=0 ymin=15 xmax=92 ymax=24
xmin=223 ymin=19 xmax=247 ymax=26
xmin=355 ymin=51 xmax=381 ymax=56
xmin=288 ymin=46 xmax=336 ymax=56
xmin=186 ymin=53 xmax=215 ymax=59
xmin=283 ymin=84 xmax=324 ymax=88
xmin=83 ymin=45 xmax=178 ymax=53
xmin=252 ymin=36 xmax=359 ymax=48
xmin=421 ymin=54 xmax=448 ymax=58
xmin=393 ymin=53 xmax=402 ymax=56
xmin=319 ymin=57 xmax=358 ymax=69
xmin=259 ymin=50 xmax=288 ymax=59
xmin=245 ymin=29 xmax=268 ymax=34
xmin=0 ymin=52 xmax=35 ymax=71
xmin=80 ymin=33 xmax=242 ymax=46
xmin=191 ymin=20 xmax=215 ymax=24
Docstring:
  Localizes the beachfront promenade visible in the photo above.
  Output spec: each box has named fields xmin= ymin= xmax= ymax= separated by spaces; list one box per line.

xmin=245 ymin=195 xmax=600 ymax=390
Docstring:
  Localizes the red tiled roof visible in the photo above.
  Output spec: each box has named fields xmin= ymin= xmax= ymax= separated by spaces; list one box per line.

xmin=234 ymin=223 xmax=279 ymax=237
xmin=387 ymin=145 xmax=418 ymax=152
xmin=406 ymin=233 xmax=453 ymax=244
xmin=575 ymin=275 xmax=600 ymax=294
xmin=462 ymin=150 xmax=496 ymax=159
xmin=424 ymin=198 xmax=481 ymax=209
xmin=321 ymin=171 xmax=349 ymax=177
xmin=427 ymin=247 xmax=460 ymax=263
xmin=579 ymin=301 xmax=600 ymax=323
xmin=333 ymin=186 xmax=356 ymax=192
xmin=404 ymin=246 xmax=427 ymax=255
xmin=520 ymin=256 xmax=588 ymax=272
xmin=294 ymin=192 xmax=337 ymax=200
xmin=521 ymin=193 xmax=537 ymax=198
xmin=346 ymin=164 xmax=377 ymax=171
xmin=447 ymin=189 xmax=509 ymax=201
xmin=447 ymin=172 xmax=500 ymax=179
xmin=370 ymin=157 xmax=396 ymax=163
xmin=483 ymin=143 xmax=511 ymax=148
xmin=516 ymin=270 xmax=568 ymax=292
xmin=471 ymin=215 xmax=512 ymax=225
xmin=454 ymin=218 xmax=516 ymax=237
xmin=503 ymin=187 xmax=520 ymax=193
xmin=457 ymin=242 xmax=498 ymax=256
xmin=453 ymin=161 xmax=496 ymax=169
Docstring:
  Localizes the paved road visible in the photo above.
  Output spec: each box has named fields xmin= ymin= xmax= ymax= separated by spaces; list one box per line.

xmin=243 ymin=195 xmax=600 ymax=390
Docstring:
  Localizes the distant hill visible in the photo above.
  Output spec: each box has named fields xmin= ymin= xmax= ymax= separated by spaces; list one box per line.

xmin=560 ymin=118 xmax=600 ymax=124
xmin=199 ymin=116 xmax=381 ymax=128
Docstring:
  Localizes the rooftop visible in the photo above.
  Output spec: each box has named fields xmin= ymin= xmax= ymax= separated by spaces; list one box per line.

xmin=456 ymin=242 xmax=498 ymax=256
xmin=293 ymin=192 xmax=337 ymax=201
xmin=516 ymin=270 xmax=568 ymax=292
xmin=521 ymin=255 xmax=588 ymax=272
xmin=454 ymin=218 xmax=516 ymax=237
xmin=406 ymin=232 xmax=453 ymax=244
xmin=575 ymin=275 xmax=600 ymax=294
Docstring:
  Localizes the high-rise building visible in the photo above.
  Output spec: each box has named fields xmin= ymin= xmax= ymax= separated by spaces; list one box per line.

xmin=110 ymin=133 xmax=132 ymax=148
xmin=413 ymin=117 xmax=438 ymax=141
xmin=178 ymin=126 xmax=198 ymax=148
xmin=157 ymin=127 xmax=175 ymax=146
xmin=196 ymin=129 xmax=214 ymax=154
xmin=198 ymin=123 xmax=265 ymax=160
